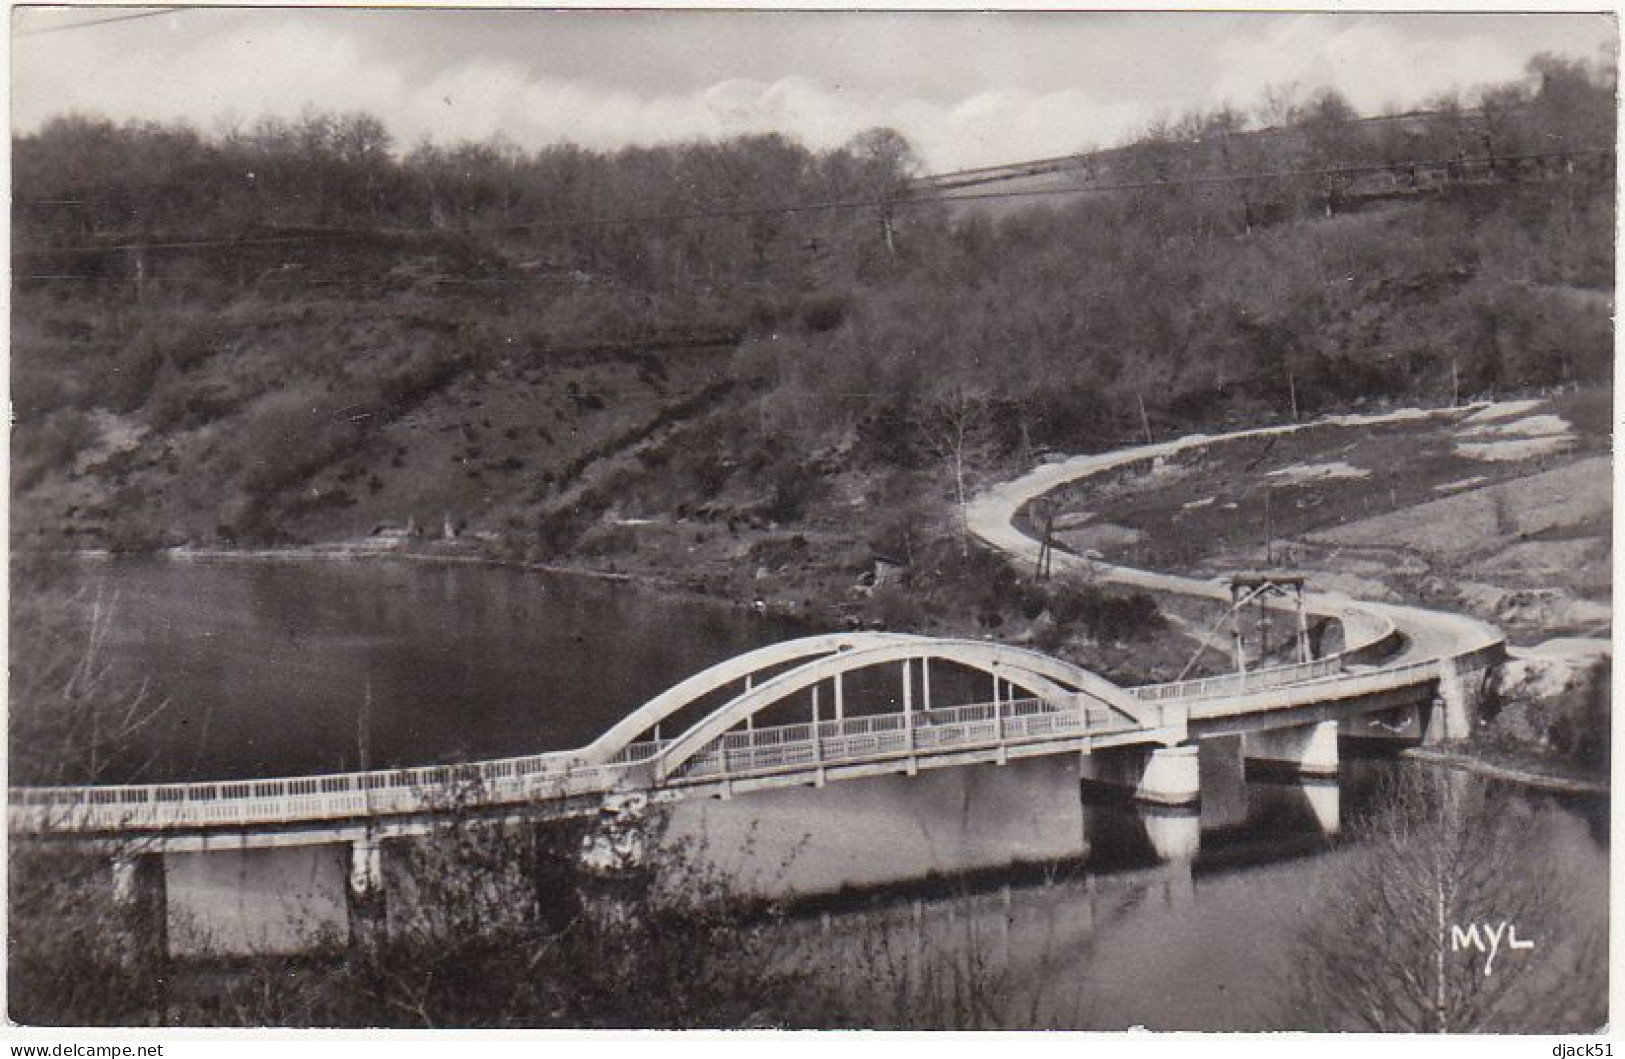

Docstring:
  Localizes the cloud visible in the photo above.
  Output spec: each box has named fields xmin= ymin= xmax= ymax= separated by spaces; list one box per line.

xmin=1209 ymin=14 xmax=1616 ymax=117
xmin=11 ymin=10 xmax=1614 ymax=171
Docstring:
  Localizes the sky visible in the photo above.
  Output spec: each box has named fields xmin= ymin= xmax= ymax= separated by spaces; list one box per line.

xmin=9 ymin=6 xmax=1617 ymax=172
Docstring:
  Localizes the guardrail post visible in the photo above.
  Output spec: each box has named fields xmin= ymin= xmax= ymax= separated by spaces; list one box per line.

xmin=812 ymin=684 xmax=825 ymax=787
xmin=1295 ymin=584 xmax=1312 ymax=662
xmin=903 ymin=660 xmax=916 ymax=771
xmin=994 ymin=681 xmax=1007 ymax=765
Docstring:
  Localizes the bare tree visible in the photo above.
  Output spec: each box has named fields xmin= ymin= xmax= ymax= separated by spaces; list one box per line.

xmin=9 ymin=563 xmax=178 ymax=1025
xmin=10 ymin=578 xmax=170 ymax=788
xmin=1289 ymin=768 xmax=1606 ymax=1032
xmin=914 ymin=385 xmax=991 ymax=557
xmin=845 ymin=127 xmax=921 ymax=256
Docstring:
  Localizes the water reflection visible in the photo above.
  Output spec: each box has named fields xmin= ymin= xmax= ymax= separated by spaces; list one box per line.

xmin=158 ymin=753 xmax=1608 ymax=1030
xmin=667 ymin=754 xmax=1088 ymax=897
xmin=672 ymin=751 xmax=1345 ymax=902
xmin=57 ymin=558 xmax=807 ymax=781
xmin=167 ymin=845 xmax=346 ymax=956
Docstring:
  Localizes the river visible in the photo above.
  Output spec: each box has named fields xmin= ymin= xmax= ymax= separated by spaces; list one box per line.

xmin=50 ymin=556 xmax=807 ymax=781
xmin=29 ymin=557 xmax=1612 ymax=1030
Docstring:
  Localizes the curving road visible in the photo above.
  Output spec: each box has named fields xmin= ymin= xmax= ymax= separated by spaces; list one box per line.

xmin=964 ymin=406 xmax=1506 ymax=668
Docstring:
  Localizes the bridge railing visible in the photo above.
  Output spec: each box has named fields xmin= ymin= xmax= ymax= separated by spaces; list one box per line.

xmin=1131 ymin=657 xmax=1344 ymax=702
xmin=674 ymin=694 xmax=1137 ymax=784
xmin=11 ymin=692 xmax=1128 ymax=834
xmin=1127 ymin=593 xmax=1410 ymax=704
xmin=8 ymin=738 xmax=650 ymax=835
xmin=1188 ymin=657 xmax=1444 ymax=720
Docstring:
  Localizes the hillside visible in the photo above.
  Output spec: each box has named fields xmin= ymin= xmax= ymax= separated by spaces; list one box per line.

xmin=11 ymin=60 xmax=1614 ymax=669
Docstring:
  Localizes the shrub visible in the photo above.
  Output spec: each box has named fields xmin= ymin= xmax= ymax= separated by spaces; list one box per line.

xmin=759 ymin=460 xmax=824 ymax=525
xmin=12 ymin=407 xmax=94 ymax=491
xmin=161 ymin=800 xmax=807 ymax=1028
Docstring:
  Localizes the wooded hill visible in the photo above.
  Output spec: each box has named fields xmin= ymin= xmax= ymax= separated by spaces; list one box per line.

xmin=11 ymin=57 xmax=1614 ymax=563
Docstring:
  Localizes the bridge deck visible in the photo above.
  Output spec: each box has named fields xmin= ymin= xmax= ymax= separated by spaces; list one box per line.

xmin=10 ymin=693 xmax=1167 ymax=837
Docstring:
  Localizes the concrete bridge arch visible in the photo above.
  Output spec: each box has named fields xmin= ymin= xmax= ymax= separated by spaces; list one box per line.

xmin=651 ymin=637 xmax=1150 ymax=782
xmin=579 ymin=632 xmax=930 ymax=764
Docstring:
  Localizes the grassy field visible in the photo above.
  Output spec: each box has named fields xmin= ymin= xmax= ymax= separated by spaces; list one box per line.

xmin=1039 ymin=388 xmax=1611 ymax=646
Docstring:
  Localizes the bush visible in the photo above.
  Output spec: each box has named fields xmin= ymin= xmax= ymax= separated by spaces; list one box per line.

xmin=576 ymin=523 xmax=639 ymax=559
xmin=534 ymin=507 xmax=590 ymax=559
xmin=866 ymin=585 xmax=928 ymax=631
xmin=798 ymin=292 xmax=850 ymax=333
xmin=236 ymin=391 xmax=366 ymax=501
xmin=160 ymin=798 xmax=806 ymax=1028
xmin=759 ymin=460 xmax=824 ymax=525
xmin=99 ymin=333 xmax=166 ymax=414
xmin=747 ymin=535 xmax=809 ymax=569
xmin=12 ymin=407 xmax=94 ymax=491
xmin=9 ymin=844 xmax=169 ymax=1026
xmin=147 ymin=378 xmax=238 ymax=432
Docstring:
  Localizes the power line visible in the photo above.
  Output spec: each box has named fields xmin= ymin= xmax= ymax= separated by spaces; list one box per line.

xmin=930 ymin=147 xmax=1612 ymax=204
xmin=11 ymin=146 xmax=1610 ymax=259
xmin=13 ymin=8 xmax=177 ymax=36
xmin=913 ymin=106 xmax=1508 ymax=189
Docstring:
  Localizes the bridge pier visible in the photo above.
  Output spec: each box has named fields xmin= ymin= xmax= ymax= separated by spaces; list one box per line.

xmin=1300 ymin=780 xmax=1341 ymax=836
xmin=347 ymin=836 xmax=386 ymax=942
xmin=110 ymin=852 xmax=168 ymax=962
xmin=1249 ymin=776 xmax=1343 ymax=837
xmin=1198 ymin=737 xmax=1249 ymax=831
xmin=1142 ymin=808 xmax=1202 ymax=862
xmin=1244 ymin=720 xmax=1339 ymax=779
xmin=111 ymin=852 xmax=143 ymax=906
xmin=1078 ymin=744 xmax=1201 ymax=807
xmin=1426 ymin=656 xmax=1489 ymax=745
xmin=1158 ymin=856 xmax=1196 ymax=910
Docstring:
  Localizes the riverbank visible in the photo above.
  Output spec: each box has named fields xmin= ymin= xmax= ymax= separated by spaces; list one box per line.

xmin=1399 ymin=745 xmax=1608 ymax=795
xmin=28 ymin=540 xmax=775 ymax=614
xmin=19 ymin=524 xmax=1213 ymax=688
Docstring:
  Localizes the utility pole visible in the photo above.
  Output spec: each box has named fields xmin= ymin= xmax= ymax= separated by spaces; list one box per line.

xmin=1264 ymin=488 xmax=1273 ymax=567
xmin=1288 ymin=371 xmax=1300 ymax=422
xmin=357 ymin=675 xmax=373 ymax=773
xmin=1137 ymin=391 xmax=1153 ymax=445
xmin=1033 ymin=500 xmax=1056 ymax=582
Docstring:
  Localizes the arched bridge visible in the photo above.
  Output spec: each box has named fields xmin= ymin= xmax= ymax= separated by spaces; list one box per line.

xmin=9 ymin=632 xmax=1191 ymax=843
xmin=11 ymin=620 xmax=1493 ymax=847
xmin=10 ymin=404 xmax=1508 ymax=850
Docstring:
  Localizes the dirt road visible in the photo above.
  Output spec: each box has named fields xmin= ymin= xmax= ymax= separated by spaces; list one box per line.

xmin=966 ymin=408 xmax=1506 ymax=666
